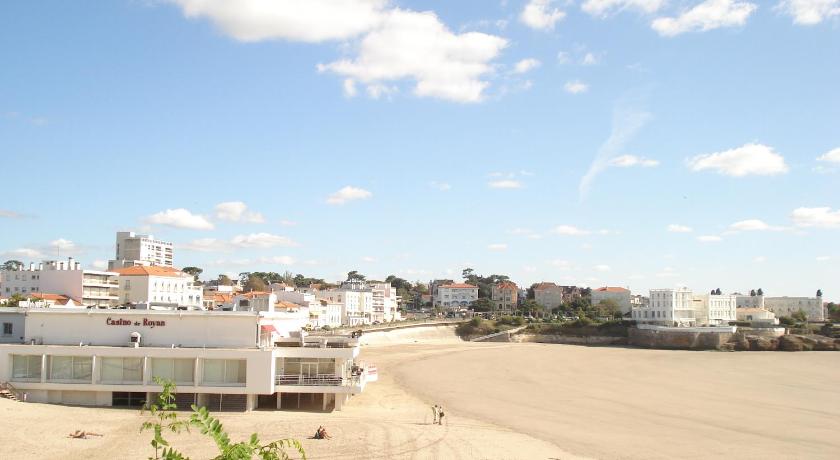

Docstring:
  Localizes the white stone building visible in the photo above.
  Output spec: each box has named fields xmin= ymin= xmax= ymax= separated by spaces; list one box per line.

xmin=632 ymin=288 xmax=695 ymax=326
xmin=433 ymin=283 xmax=478 ymax=310
xmin=736 ymin=294 xmax=825 ymax=322
xmin=0 ymin=308 xmax=370 ymax=411
xmin=317 ymin=286 xmax=373 ymax=326
xmin=691 ymin=294 xmax=737 ymax=326
xmin=109 ymin=231 xmax=173 ymax=269
xmin=111 ymin=266 xmax=203 ymax=309
xmin=0 ymin=258 xmax=119 ymax=307
xmin=369 ymin=282 xmax=400 ymax=323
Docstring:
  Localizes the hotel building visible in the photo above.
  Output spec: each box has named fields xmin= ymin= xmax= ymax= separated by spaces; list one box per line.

xmin=109 ymin=232 xmax=174 ymax=269
xmin=736 ymin=294 xmax=825 ymax=322
xmin=591 ymin=287 xmax=632 ymax=315
xmin=111 ymin=266 xmax=203 ymax=310
xmin=433 ymin=283 xmax=478 ymax=310
xmin=0 ymin=258 xmax=119 ymax=307
xmin=0 ymin=307 xmax=369 ymax=412
xmin=491 ymin=281 xmax=518 ymax=314
xmin=632 ymin=288 xmax=737 ymax=327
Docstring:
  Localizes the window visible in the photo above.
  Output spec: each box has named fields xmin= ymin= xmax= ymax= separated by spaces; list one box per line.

xmin=202 ymin=359 xmax=246 ymax=385
xmin=2 ymin=323 xmax=12 ymax=335
xmin=151 ymin=358 xmax=195 ymax=384
xmin=12 ymin=355 xmax=41 ymax=381
xmin=100 ymin=357 xmax=143 ymax=383
xmin=48 ymin=356 xmax=92 ymax=382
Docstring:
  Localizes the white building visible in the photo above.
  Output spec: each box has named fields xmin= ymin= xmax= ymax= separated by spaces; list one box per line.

xmin=691 ymin=294 xmax=737 ymax=326
xmin=591 ymin=287 xmax=632 ymax=315
xmin=0 ymin=258 xmax=119 ymax=307
xmin=109 ymin=231 xmax=173 ymax=270
xmin=317 ymin=287 xmax=373 ymax=327
xmin=369 ymin=282 xmax=400 ymax=323
xmin=736 ymin=307 xmax=778 ymax=325
xmin=0 ymin=307 xmax=370 ymax=411
xmin=632 ymin=288 xmax=695 ymax=326
xmin=273 ymin=290 xmax=342 ymax=329
xmin=433 ymin=283 xmax=478 ymax=310
xmin=111 ymin=266 xmax=203 ymax=310
xmin=736 ymin=294 xmax=825 ymax=322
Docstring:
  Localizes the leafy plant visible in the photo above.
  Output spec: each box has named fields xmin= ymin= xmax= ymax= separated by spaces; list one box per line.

xmin=141 ymin=377 xmax=190 ymax=460
xmin=190 ymin=405 xmax=305 ymax=460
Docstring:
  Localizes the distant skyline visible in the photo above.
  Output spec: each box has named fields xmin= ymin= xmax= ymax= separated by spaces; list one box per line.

xmin=0 ymin=1 xmax=838 ymax=298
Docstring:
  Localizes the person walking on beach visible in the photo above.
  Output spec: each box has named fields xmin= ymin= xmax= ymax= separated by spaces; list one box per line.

xmin=431 ymin=404 xmax=439 ymax=424
xmin=438 ymin=406 xmax=445 ymax=425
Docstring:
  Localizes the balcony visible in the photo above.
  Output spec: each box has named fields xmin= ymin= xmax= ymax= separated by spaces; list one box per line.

xmin=276 ymin=374 xmax=344 ymax=386
xmin=83 ymin=279 xmax=120 ymax=288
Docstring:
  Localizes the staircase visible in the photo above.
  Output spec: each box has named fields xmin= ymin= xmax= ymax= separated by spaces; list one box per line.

xmin=0 ymin=382 xmax=20 ymax=402
xmin=470 ymin=325 xmax=528 ymax=342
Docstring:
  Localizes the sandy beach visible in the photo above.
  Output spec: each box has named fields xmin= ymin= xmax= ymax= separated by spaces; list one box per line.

xmin=1 ymin=326 xmax=838 ymax=459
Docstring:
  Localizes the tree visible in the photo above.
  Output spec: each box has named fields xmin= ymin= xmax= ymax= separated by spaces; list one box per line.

xmin=750 ymin=289 xmax=756 ymax=296
xmin=244 ymin=275 xmax=267 ymax=292
xmin=217 ymin=274 xmax=233 ymax=286
xmin=757 ymin=288 xmax=764 ymax=296
xmin=346 ymin=270 xmax=366 ymax=282
xmin=182 ymin=267 xmax=203 ymax=283
xmin=594 ymin=299 xmax=621 ymax=319
xmin=791 ymin=309 xmax=808 ymax=323
xmin=470 ymin=298 xmax=492 ymax=312
xmin=6 ymin=293 xmax=25 ymax=307
xmin=1 ymin=260 xmax=23 ymax=271
xmin=714 ymin=288 xmax=722 ymax=295
xmin=141 ymin=377 xmax=191 ymax=460
xmin=816 ymin=289 xmax=823 ymax=298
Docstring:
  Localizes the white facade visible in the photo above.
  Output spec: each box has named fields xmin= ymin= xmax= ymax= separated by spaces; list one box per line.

xmin=691 ymin=294 xmax=737 ymax=326
xmin=273 ymin=291 xmax=342 ymax=329
xmin=632 ymin=288 xmax=695 ymax=326
xmin=369 ymin=283 xmax=399 ymax=323
xmin=0 ymin=309 xmax=369 ymax=411
xmin=736 ymin=295 xmax=825 ymax=322
xmin=433 ymin=284 xmax=478 ymax=309
xmin=113 ymin=266 xmax=203 ymax=309
xmin=109 ymin=231 xmax=173 ymax=269
xmin=317 ymin=288 xmax=373 ymax=326
xmin=0 ymin=258 xmax=119 ymax=307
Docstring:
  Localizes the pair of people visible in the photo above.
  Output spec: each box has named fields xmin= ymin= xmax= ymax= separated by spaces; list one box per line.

xmin=313 ymin=426 xmax=331 ymax=440
xmin=431 ymin=404 xmax=445 ymax=425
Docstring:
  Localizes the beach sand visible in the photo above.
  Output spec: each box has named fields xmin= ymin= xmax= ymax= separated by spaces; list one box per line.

xmin=0 ymin=327 xmax=837 ymax=459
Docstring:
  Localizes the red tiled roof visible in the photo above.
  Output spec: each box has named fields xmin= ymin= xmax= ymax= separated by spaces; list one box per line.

xmin=111 ymin=266 xmax=183 ymax=278
xmin=441 ymin=283 xmax=477 ymax=289
xmin=595 ymin=287 xmax=630 ymax=293
xmin=29 ymin=292 xmax=77 ymax=305
xmin=533 ymin=282 xmax=559 ymax=290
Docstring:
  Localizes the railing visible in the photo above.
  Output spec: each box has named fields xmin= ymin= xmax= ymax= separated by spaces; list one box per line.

xmin=275 ymin=374 xmax=344 ymax=386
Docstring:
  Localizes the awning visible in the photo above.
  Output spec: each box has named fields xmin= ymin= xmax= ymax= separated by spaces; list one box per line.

xmin=260 ymin=325 xmax=277 ymax=333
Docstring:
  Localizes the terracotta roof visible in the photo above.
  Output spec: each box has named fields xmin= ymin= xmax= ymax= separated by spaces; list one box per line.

xmin=29 ymin=292 xmax=76 ymax=305
xmin=495 ymin=281 xmax=518 ymax=290
xmin=595 ymin=287 xmax=630 ymax=293
xmin=208 ymin=293 xmax=233 ymax=303
xmin=111 ymin=266 xmax=184 ymax=278
xmin=239 ymin=291 xmax=271 ymax=298
xmin=533 ymin=282 xmax=559 ymax=290
xmin=441 ymin=283 xmax=477 ymax=289
xmin=275 ymin=301 xmax=303 ymax=309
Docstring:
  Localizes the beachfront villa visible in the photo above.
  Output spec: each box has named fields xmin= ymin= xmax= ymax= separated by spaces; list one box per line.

xmin=0 ymin=307 xmax=370 ymax=412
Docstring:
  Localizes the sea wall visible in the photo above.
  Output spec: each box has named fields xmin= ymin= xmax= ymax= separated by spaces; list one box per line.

xmin=512 ymin=334 xmax=627 ymax=346
xmin=629 ymin=327 xmax=733 ymax=350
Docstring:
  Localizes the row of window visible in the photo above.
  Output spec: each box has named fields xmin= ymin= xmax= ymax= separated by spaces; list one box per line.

xmin=10 ymin=355 xmax=246 ymax=386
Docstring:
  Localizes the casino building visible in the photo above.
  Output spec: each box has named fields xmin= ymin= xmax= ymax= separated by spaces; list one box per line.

xmin=0 ymin=307 xmax=370 ymax=411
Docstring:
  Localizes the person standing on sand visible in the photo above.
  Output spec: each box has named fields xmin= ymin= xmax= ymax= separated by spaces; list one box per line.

xmin=438 ymin=406 xmax=445 ymax=425
xmin=431 ymin=404 xmax=439 ymax=424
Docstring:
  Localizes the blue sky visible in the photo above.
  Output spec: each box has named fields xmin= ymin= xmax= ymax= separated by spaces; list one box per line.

xmin=1 ymin=0 xmax=838 ymax=298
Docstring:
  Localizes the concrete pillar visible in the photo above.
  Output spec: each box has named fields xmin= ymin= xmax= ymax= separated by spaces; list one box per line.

xmin=40 ymin=354 xmax=47 ymax=383
xmin=143 ymin=356 xmax=151 ymax=384
xmin=276 ymin=392 xmax=282 ymax=409
xmin=90 ymin=356 xmax=97 ymax=384
xmin=322 ymin=393 xmax=328 ymax=411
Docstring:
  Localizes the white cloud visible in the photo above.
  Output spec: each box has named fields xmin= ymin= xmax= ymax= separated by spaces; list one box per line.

xmin=488 ymin=179 xmax=522 ymax=189
xmin=488 ymin=243 xmax=508 ymax=251
xmin=564 ymin=80 xmax=589 ymax=94
xmin=520 ymin=0 xmax=567 ymax=30
xmin=429 ymin=181 xmax=452 ymax=191
xmin=514 ymin=58 xmax=541 ymax=74
xmin=231 ymin=233 xmax=298 ymax=248
xmin=753 ymin=256 xmax=767 ymax=263
xmin=776 ymin=0 xmax=840 ymax=25
xmin=549 ymin=259 xmax=572 ymax=269
xmin=581 ymin=52 xmax=599 ymax=65
xmin=729 ymin=219 xmax=785 ymax=231
xmin=169 ymin=0 xmax=388 ymax=42
xmin=656 ymin=266 xmax=680 ymax=277
xmin=817 ymin=147 xmax=840 ymax=163
xmin=557 ymin=51 xmax=571 ymax=64
xmin=667 ymin=224 xmax=693 ymax=233
xmin=170 ymin=1 xmax=507 ymax=103
xmin=652 ymin=0 xmax=758 ymax=37
xmin=214 ymin=201 xmax=265 ymax=223
xmin=697 ymin=235 xmax=723 ymax=242
xmin=326 ymin=186 xmax=373 ymax=204
xmin=361 ymin=256 xmax=377 ymax=262
xmin=366 ymin=83 xmax=398 ymax=100
xmin=145 ymin=208 xmax=214 ymax=230
xmin=580 ymin=101 xmax=651 ymax=198
xmin=582 ymin=0 xmax=666 ymax=16
xmin=279 ymin=220 xmax=298 ymax=227
xmin=319 ymin=9 xmax=508 ymax=103
xmin=552 ymin=225 xmax=591 ymax=236
xmin=816 ymin=255 xmax=831 ymax=261
xmin=49 ymin=238 xmax=76 ymax=251
xmin=3 ymin=248 xmax=44 ymax=259
xmin=686 ymin=143 xmax=789 ymax=177
xmin=258 ymin=255 xmax=297 ymax=265
xmin=343 ymin=78 xmax=358 ymax=97
xmin=594 ymin=264 xmax=611 ymax=272
xmin=181 ymin=238 xmax=227 ymax=252
xmin=609 ymin=154 xmax=659 ymax=167
xmin=791 ymin=207 xmax=840 ymax=228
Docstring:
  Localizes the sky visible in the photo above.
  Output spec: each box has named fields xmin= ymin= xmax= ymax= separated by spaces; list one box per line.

xmin=0 ymin=0 xmax=838 ymax=298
